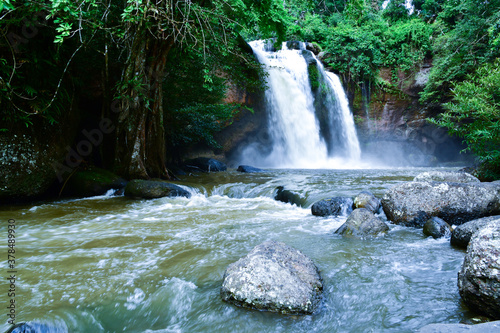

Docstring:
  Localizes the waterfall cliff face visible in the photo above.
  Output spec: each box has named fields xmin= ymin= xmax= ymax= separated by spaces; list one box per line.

xmin=239 ymin=40 xmax=361 ymax=168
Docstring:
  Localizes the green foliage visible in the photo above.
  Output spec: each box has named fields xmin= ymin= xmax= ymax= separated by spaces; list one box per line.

xmin=420 ymin=0 xmax=500 ymax=102
xmin=430 ymin=60 xmax=500 ymax=179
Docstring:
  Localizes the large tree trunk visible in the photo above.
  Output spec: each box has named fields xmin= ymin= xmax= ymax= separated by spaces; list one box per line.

xmin=115 ymin=24 xmax=174 ymax=179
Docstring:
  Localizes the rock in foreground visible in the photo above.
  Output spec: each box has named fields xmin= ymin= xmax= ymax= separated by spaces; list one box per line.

xmin=451 ymin=216 xmax=500 ymax=249
xmin=381 ymin=182 xmax=500 ymax=227
xmin=335 ymin=208 xmax=389 ymax=238
xmin=124 ymin=180 xmax=191 ymax=199
xmin=311 ymin=197 xmax=353 ymax=217
xmin=221 ymin=241 xmax=323 ymax=314
xmin=458 ymin=225 xmax=500 ymax=319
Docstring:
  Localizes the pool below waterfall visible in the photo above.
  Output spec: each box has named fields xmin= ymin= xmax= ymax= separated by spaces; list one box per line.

xmin=1 ymin=168 xmax=476 ymax=332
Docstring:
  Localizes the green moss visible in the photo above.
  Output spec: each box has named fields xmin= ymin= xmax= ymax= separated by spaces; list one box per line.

xmin=308 ymin=64 xmax=320 ymax=91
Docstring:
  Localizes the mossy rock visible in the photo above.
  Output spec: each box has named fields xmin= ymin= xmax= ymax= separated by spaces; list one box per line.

xmin=64 ymin=167 xmax=127 ymax=197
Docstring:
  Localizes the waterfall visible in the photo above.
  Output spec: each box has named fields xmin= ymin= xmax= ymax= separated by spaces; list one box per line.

xmin=239 ymin=40 xmax=361 ymax=168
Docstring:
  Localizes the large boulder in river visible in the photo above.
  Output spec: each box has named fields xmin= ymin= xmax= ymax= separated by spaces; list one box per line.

xmin=184 ymin=157 xmax=227 ymax=172
xmin=62 ymin=167 xmax=127 ymax=197
xmin=381 ymin=181 xmax=500 ymax=227
xmin=124 ymin=180 xmax=191 ymax=199
xmin=335 ymin=208 xmax=389 ymax=238
xmin=413 ymin=171 xmax=480 ymax=183
xmin=353 ymin=191 xmax=381 ymax=213
xmin=423 ymin=217 xmax=452 ymax=239
xmin=458 ymin=225 xmax=500 ymax=319
xmin=220 ymin=240 xmax=323 ymax=315
xmin=451 ymin=216 xmax=500 ymax=249
xmin=311 ymin=197 xmax=353 ymax=217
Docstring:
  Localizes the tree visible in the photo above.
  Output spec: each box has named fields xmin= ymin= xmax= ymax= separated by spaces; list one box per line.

xmin=1 ymin=0 xmax=288 ymax=179
xmin=430 ymin=60 xmax=500 ymax=180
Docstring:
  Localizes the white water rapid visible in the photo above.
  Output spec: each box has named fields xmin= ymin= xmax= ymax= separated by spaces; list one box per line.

xmin=240 ymin=40 xmax=361 ymax=168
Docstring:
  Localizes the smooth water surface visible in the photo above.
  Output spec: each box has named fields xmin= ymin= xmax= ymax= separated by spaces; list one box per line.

xmin=0 ymin=168 xmax=472 ymax=332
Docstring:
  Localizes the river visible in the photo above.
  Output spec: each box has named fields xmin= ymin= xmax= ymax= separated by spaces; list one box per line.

xmin=0 ymin=168 xmax=473 ymax=332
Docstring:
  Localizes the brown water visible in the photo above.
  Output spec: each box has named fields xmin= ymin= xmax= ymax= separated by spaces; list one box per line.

xmin=0 ymin=168 xmax=474 ymax=332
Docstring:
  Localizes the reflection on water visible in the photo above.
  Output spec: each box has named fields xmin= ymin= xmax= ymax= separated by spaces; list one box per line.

xmin=0 ymin=168 xmax=471 ymax=332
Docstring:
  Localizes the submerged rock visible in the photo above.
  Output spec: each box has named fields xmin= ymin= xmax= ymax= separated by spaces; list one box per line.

xmin=63 ymin=167 xmax=127 ymax=197
xmin=353 ymin=191 xmax=381 ymax=213
xmin=184 ymin=157 xmax=227 ymax=172
xmin=381 ymin=181 xmax=500 ymax=227
xmin=220 ymin=240 xmax=323 ymax=315
xmin=236 ymin=165 xmax=265 ymax=173
xmin=451 ymin=216 xmax=500 ymax=249
xmin=418 ymin=321 xmax=500 ymax=333
xmin=335 ymin=208 xmax=389 ymax=238
xmin=458 ymin=225 xmax=500 ymax=319
xmin=274 ymin=186 xmax=305 ymax=207
xmin=423 ymin=217 xmax=452 ymax=239
xmin=124 ymin=180 xmax=191 ymax=199
xmin=311 ymin=197 xmax=354 ymax=217
xmin=413 ymin=171 xmax=480 ymax=183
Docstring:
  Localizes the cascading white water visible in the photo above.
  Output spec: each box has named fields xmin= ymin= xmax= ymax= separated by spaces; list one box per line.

xmin=240 ymin=40 xmax=361 ymax=168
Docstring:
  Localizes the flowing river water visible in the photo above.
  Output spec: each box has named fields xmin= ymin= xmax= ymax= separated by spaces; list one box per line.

xmin=0 ymin=168 xmax=475 ymax=332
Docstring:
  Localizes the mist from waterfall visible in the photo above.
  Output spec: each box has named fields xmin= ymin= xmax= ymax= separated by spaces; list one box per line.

xmin=239 ymin=40 xmax=361 ymax=169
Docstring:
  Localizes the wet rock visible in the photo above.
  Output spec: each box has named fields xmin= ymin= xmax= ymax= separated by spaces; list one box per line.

xmin=305 ymin=42 xmax=321 ymax=55
xmin=423 ymin=217 xmax=452 ymax=239
xmin=354 ymin=191 xmax=381 ymax=213
xmin=458 ymin=225 xmax=500 ymax=319
xmin=220 ymin=240 xmax=323 ymax=315
xmin=414 ymin=171 xmax=480 ymax=183
xmin=237 ymin=165 xmax=265 ymax=173
xmin=184 ymin=157 xmax=227 ymax=172
xmin=124 ymin=180 xmax=191 ymax=199
xmin=418 ymin=321 xmax=500 ymax=333
xmin=381 ymin=181 xmax=500 ymax=227
xmin=274 ymin=186 xmax=305 ymax=207
xmin=335 ymin=208 xmax=389 ymax=238
xmin=451 ymin=216 xmax=500 ymax=249
xmin=311 ymin=197 xmax=354 ymax=217
xmin=62 ymin=167 xmax=127 ymax=197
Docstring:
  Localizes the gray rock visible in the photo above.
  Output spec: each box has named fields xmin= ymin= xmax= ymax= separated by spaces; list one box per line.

xmin=414 ymin=171 xmax=480 ymax=183
xmin=451 ymin=216 xmax=500 ymax=249
xmin=311 ymin=197 xmax=354 ymax=217
xmin=335 ymin=208 xmax=389 ymax=238
xmin=354 ymin=191 xmax=381 ymax=213
xmin=381 ymin=182 xmax=500 ymax=227
xmin=458 ymin=225 xmax=500 ymax=319
xmin=274 ymin=186 xmax=305 ymax=207
xmin=237 ymin=165 xmax=265 ymax=173
xmin=423 ymin=217 xmax=452 ymax=239
xmin=124 ymin=180 xmax=191 ymax=199
xmin=220 ymin=240 xmax=323 ymax=315
xmin=418 ymin=320 xmax=500 ymax=333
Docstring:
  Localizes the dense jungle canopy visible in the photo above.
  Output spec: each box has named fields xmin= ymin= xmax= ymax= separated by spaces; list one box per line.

xmin=1 ymin=0 xmax=499 ymax=178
